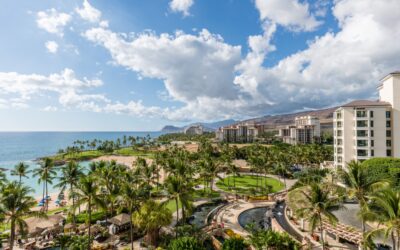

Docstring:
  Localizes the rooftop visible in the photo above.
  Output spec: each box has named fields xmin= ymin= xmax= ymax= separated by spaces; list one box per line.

xmin=341 ymin=100 xmax=391 ymax=107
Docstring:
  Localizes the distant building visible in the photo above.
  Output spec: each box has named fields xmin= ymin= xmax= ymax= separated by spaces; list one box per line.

xmin=277 ymin=116 xmax=321 ymax=145
xmin=184 ymin=125 xmax=203 ymax=135
xmin=216 ymin=122 xmax=259 ymax=143
xmin=334 ymin=71 xmax=400 ymax=169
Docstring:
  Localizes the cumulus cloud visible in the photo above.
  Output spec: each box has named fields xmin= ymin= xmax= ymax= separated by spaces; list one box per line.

xmin=45 ymin=41 xmax=59 ymax=53
xmin=169 ymin=0 xmax=194 ymax=16
xmin=0 ymin=69 xmax=105 ymax=111
xmin=75 ymin=0 xmax=102 ymax=23
xmin=43 ymin=106 xmax=58 ymax=112
xmin=36 ymin=8 xmax=71 ymax=36
xmin=255 ymin=0 xmax=322 ymax=31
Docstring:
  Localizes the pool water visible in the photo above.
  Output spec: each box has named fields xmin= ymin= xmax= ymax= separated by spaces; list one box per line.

xmin=188 ymin=201 xmax=224 ymax=228
xmin=238 ymin=207 xmax=272 ymax=231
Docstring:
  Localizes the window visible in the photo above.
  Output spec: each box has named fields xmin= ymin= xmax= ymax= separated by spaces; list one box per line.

xmin=337 ymin=121 xmax=342 ymax=128
xmin=370 ymin=120 xmax=374 ymax=127
xmin=337 ymin=147 xmax=343 ymax=154
xmin=371 ymin=150 xmax=374 ymax=156
xmin=337 ymin=130 xmax=342 ymax=136
xmin=387 ymin=130 xmax=392 ymax=137
xmin=371 ymin=140 xmax=374 ymax=147
xmin=371 ymin=130 xmax=374 ymax=137
xmin=370 ymin=111 xmax=374 ymax=118
xmin=357 ymin=120 xmax=368 ymax=127
xmin=336 ymin=112 xmax=342 ymax=119
xmin=387 ymin=150 xmax=392 ymax=157
xmin=357 ymin=150 xmax=368 ymax=157
xmin=386 ymin=120 xmax=391 ymax=128
xmin=338 ymin=156 xmax=343 ymax=163
xmin=386 ymin=111 xmax=391 ymax=118
xmin=357 ymin=140 xmax=368 ymax=147
xmin=387 ymin=140 xmax=392 ymax=147
xmin=337 ymin=139 xmax=343 ymax=145
xmin=356 ymin=110 xmax=367 ymax=117
xmin=357 ymin=130 xmax=368 ymax=137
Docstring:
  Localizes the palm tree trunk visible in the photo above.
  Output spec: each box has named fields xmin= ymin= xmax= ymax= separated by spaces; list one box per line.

xmin=71 ymin=184 xmax=76 ymax=227
xmin=45 ymin=180 xmax=48 ymax=211
xmin=129 ymin=210 xmax=134 ymax=250
xmin=88 ymin=201 xmax=92 ymax=250
xmin=9 ymin=219 xmax=15 ymax=250
xmin=391 ymin=231 xmax=396 ymax=250
xmin=319 ymin=214 xmax=325 ymax=250
xmin=19 ymin=175 xmax=22 ymax=184
xmin=175 ymin=197 xmax=179 ymax=231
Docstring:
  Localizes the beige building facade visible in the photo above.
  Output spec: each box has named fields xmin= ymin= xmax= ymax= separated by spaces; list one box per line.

xmin=278 ymin=116 xmax=321 ymax=145
xmin=334 ymin=71 xmax=400 ymax=169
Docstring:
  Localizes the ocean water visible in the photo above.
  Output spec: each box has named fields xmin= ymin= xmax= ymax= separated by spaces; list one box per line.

xmin=0 ymin=131 xmax=163 ymax=196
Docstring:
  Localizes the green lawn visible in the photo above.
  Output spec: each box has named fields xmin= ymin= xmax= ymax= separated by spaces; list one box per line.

xmin=216 ymin=175 xmax=284 ymax=195
xmin=113 ymin=147 xmax=155 ymax=158
xmin=165 ymin=199 xmax=182 ymax=212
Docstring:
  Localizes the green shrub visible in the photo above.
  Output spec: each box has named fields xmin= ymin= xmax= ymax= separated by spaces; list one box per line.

xmin=74 ymin=211 xmax=106 ymax=224
xmin=362 ymin=158 xmax=400 ymax=188
xmin=222 ymin=237 xmax=247 ymax=250
xmin=167 ymin=236 xmax=205 ymax=250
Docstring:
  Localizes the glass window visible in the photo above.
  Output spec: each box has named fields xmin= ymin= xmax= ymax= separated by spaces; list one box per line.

xmin=370 ymin=111 xmax=374 ymax=118
xmin=357 ymin=120 xmax=368 ymax=127
xmin=337 ymin=130 xmax=342 ymax=136
xmin=337 ymin=139 xmax=343 ymax=145
xmin=357 ymin=150 xmax=368 ymax=157
xmin=387 ymin=150 xmax=392 ymax=157
xmin=357 ymin=140 xmax=368 ymax=147
xmin=337 ymin=147 xmax=343 ymax=154
xmin=386 ymin=111 xmax=391 ymax=118
xmin=357 ymin=130 xmax=368 ymax=137
xmin=387 ymin=140 xmax=392 ymax=147
xmin=357 ymin=110 xmax=367 ymax=117
xmin=386 ymin=120 xmax=391 ymax=128
xmin=336 ymin=112 xmax=342 ymax=119
xmin=370 ymin=121 xmax=374 ymax=127
xmin=337 ymin=121 xmax=342 ymax=128
xmin=387 ymin=130 xmax=392 ymax=137
xmin=371 ymin=150 xmax=374 ymax=156
xmin=338 ymin=156 xmax=342 ymax=163
xmin=371 ymin=130 xmax=374 ymax=137
xmin=371 ymin=140 xmax=374 ymax=147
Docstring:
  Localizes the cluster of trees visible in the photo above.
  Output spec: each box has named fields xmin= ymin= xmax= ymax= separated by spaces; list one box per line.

xmin=157 ymin=132 xmax=215 ymax=143
xmin=57 ymin=134 xmax=154 ymax=155
xmin=288 ymin=157 xmax=400 ymax=249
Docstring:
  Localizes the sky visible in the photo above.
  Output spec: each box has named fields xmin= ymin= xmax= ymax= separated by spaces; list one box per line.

xmin=0 ymin=0 xmax=399 ymax=131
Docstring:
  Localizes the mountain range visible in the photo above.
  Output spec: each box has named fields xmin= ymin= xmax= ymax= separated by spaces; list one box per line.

xmin=161 ymin=106 xmax=337 ymax=132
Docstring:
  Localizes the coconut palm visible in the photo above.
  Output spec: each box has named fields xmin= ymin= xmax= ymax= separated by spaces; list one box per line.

xmin=340 ymin=160 xmax=388 ymax=235
xmin=0 ymin=169 xmax=6 ymax=186
xmin=366 ymin=189 xmax=400 ymax=250
xmin=10 ymin=162 xmax=31 ymax=184
xmin=54 ymin=161 xmax=83 ymax=227
xmin=133 ymin=200 xmax=172 ymax=247
xmin=73 ymin=176 xmax=106 ymax=250
xmin=294 ymin=184 xmax=343 ymax=249
xmin=0 ymin=182 xmax=38 ymax=250
xmin=32 ymin=158 xmax=56 ymax=211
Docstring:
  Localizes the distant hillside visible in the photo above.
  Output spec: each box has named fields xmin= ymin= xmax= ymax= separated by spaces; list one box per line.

xmin=160 ymin=119 xmax=236 ymax=133
xmin=242 ymin=107 xmax=337 ymax=129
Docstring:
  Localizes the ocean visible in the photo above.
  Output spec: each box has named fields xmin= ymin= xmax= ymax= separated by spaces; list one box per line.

xmin=0 ymin=131 xmax=163 ymax=196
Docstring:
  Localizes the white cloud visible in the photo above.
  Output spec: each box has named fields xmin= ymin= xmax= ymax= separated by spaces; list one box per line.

xmin=45 ymin=41 xmax=59 ymax=53
xmin=169 ymin=0 xmax=194 ymax=16
xmin=43 ymin=106 xmax=58 ymax=112
xmin=255 ymin=0 xmax=322 ymax=31
xmin=75 ymin=0 xmax=102 ymax=23
xmin=36 ymin=8 xmax=71 ymax=36
xmin=80 ymin=0 xmax=400 ymax=122
xmin=0 ymin=69 xmax=105 ymax=111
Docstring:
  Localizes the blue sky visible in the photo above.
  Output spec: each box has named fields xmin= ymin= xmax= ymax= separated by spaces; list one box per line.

xmin=0 ymin=0 xmax=399 ymax=131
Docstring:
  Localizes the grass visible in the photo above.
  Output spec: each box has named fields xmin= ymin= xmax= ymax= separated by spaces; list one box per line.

xmin=216 ymin=175 xmax=284 ymax=196
xmin=165 ymin=199 xmax=182 ymax=212
xmin=113 ymin=147 xmax=155 ymax=158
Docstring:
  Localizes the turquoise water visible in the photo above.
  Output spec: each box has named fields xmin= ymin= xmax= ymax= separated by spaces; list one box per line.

xmin=0 ymin=131 xmax=163 ymax=196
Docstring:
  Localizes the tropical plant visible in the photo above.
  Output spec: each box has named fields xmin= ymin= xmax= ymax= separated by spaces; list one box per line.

xmin=133 ymin=200 xmax=172 ymax=247
xmin=293 ymin=184 xmax=343 ymax=249
xmin=32 ymin=158 xmax=56 ymax=211
xmin=54 ymin=161 xmax=83 ymax=227
xmin=73 ymin=176 xmax=106 ymax=250
xmin=10 ymin=162 xmax=31 ymax=184
xmin=167 ymin=236 xmax=205 ymax=250
xmin=247 ymin=229 xmax=301 ymax=250
xmin=222 ymin=237 xmax=247 ymax=250
xmin=0 ymin=182 xmax=38 ymax=250
xmin=53 ymin=234 xmax=72 ymax=250
xmin=68 ymin=235 xmax=90 ymax=250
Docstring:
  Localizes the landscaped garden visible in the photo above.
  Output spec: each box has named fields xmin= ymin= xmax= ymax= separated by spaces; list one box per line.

xmin=216 ymin=175 xmax=285 ymax=195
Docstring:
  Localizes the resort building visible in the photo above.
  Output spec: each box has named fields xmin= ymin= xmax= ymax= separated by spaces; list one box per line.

xmin=334 ymin=71 xmax=400 ymax=169
xmin=184 ymin=125 xmax=203 ymax=135
xmin=216 ymin=122 xmax=259 ymax=143
xmin=277 ymin=116 xmax=321 ymax=145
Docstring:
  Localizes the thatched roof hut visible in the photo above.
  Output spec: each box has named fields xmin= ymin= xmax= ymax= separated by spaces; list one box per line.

xmin=108 ymin=213 xmax=131 ymax=227
xmin=22 ymin=214 xmax=64 ymax=236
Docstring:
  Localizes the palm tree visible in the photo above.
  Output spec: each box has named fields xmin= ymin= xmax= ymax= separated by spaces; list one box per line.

xmin=10 ymin=162 xmax=31 ymax=184
xmin=54 ymin=161 xmax=83 ymax=227
xmin=340 ymin=160 xmax=388 ymax=235
xmin=0 ymin=182 xmax=38 ymax=250
xmin=366 ymin=189 xmax=400 ymax=250
xmin=0 ymin=169 xmax=6 ymax=187
xmin=33 ymin=158 xmax=56 ymax=211
xmin=74 ymin=176 xmax=106 ymax=250
xmin=294 ymin=184 xmax=343 ymax=249
xmin=133 ymin=200 xmax=172 ymax=247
